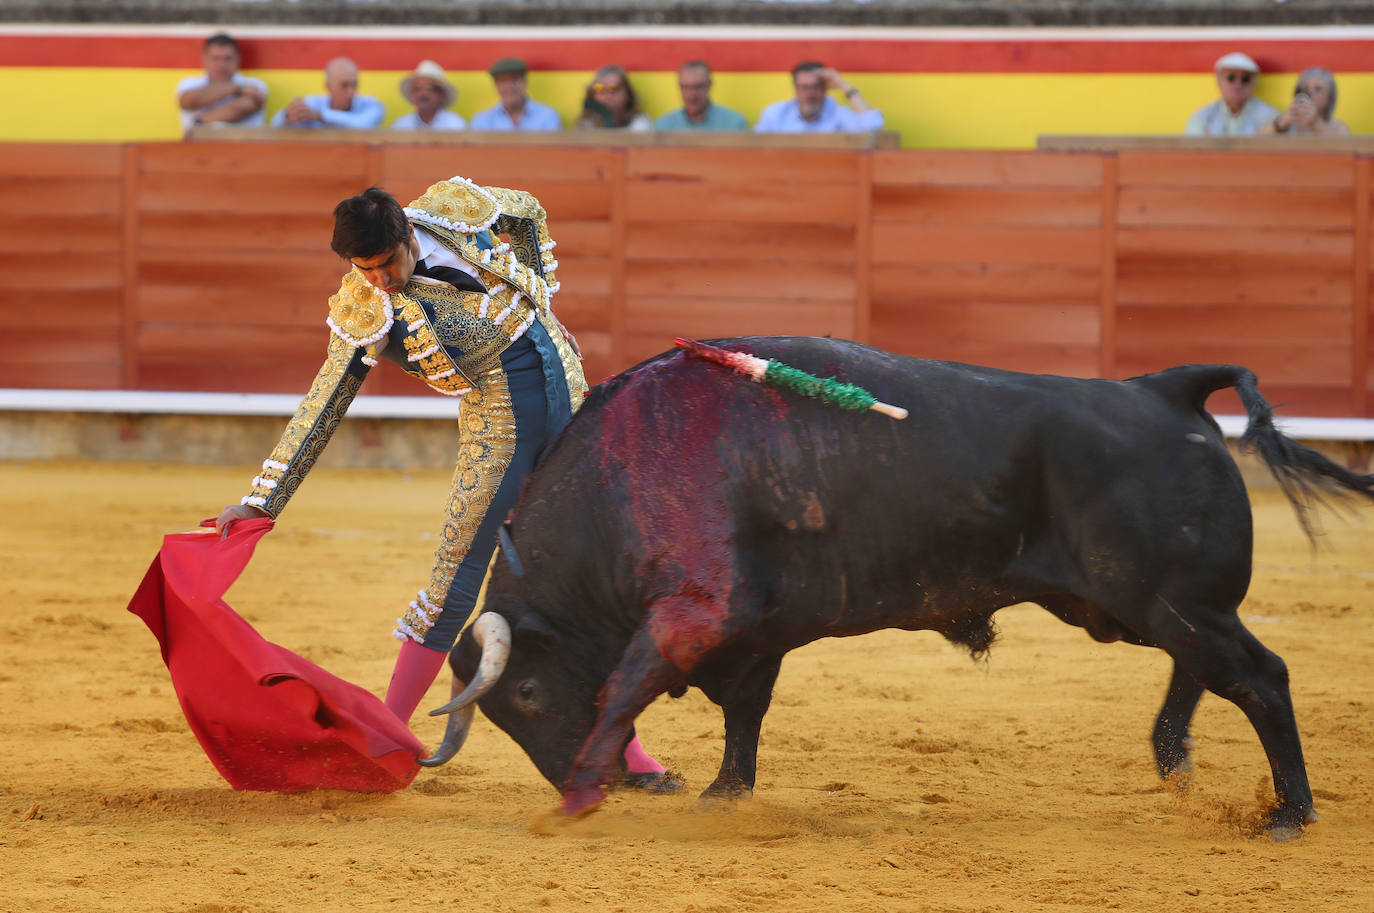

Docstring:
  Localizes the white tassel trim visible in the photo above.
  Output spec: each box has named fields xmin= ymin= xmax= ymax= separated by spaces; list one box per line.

xmin=241 ymin=495 xmax=267 ymax=507
xmin=427 ymin=385 xmax=472 ymax=397
xmin=250 ymin=476 xmax=278 ymax=489
xmin=407 ymin=318 xmax=426 ymax=331
xmin=262 ymin=459 xmax=288 ymax=471
xmin=407 ymin=344 xmax=441 ymax=362
xmin=361 ymin=354 xmax=378 ymax=367
xmin=428 ymin=368 xmax=456 ymax=381
xmin=538 ymin=240 xmax=557 ymax=252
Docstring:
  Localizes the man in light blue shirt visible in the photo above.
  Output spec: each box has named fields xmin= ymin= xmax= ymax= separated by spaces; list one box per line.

xmin=755 ymin=62 xmax=883 ymax=133
xmin=655 ymin=61 xmax=749 ymax=131
xmin=1184 ymin=51 xmax=1278 ymax=137
xmin=271 ymin=57 xmax=385 ymax=130
xmin=469 ymin=57 xmax=562 ymax=132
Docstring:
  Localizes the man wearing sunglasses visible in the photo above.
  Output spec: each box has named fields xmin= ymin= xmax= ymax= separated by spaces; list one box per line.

xmin=1185 ymin=52 xmax=1278 ymax=136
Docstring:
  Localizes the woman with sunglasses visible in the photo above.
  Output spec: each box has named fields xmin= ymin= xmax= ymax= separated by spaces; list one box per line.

xmin=577 ymin=65 xmax=652 ymax=132
xmin=1260 ymin=67 xmax=1350 ymax=136
xmin=1184 ymin=52 xmax=1279 ymax=137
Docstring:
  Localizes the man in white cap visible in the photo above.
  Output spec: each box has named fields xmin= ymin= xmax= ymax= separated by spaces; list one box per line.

xmin=1185 ymin=52 xmax=1278 ymax=136
xmin=393 ymin=60 xmax=466 ymax=131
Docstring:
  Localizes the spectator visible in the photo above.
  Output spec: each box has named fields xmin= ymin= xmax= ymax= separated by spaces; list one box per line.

xmin=469 ymin=57 xmax=562 ymax=131
xmin=1184 ymin=52 xmax=1278 ymax=136
xmin=1259 ymin=67 xmax=1350 ymax=136
xmin=754 ymin=62 xmax=883 ymax=133
xmin=271 ymin=57 xmax=385 ymax=130
xmin=576 ymin=65 xmax=652 ymax=132
xmin=392 ymin=60 xmax=465 ymax=131
xmin=176 ymin=33 xmax=266 ymax=134
xmin=655 ymin=61 xmax=749 ymax=131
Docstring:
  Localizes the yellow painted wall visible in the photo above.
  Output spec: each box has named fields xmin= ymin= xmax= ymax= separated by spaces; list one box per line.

xmin=5 ymin=66 xmax=1374 ymax=147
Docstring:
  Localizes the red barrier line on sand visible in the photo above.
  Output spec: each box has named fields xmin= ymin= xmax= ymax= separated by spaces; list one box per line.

xmin=5 ymin=34 xmax=1374 ymax=73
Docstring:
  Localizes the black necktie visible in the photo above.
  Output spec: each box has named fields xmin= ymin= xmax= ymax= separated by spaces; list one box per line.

xmin=414 ymin=258 xmax=486 ymax=293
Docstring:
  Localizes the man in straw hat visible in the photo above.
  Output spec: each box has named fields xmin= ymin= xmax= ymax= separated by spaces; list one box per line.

xmin=470 ymin=57 xmax=562 ymax=131
xmin=1185 ymin=51 xmax=1279 ymax=136
xmin=393 ymin=60 xmax=466 ymax=131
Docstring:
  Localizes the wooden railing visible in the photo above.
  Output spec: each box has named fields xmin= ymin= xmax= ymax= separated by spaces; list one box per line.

xmin=2 ymin=138 xmax=1370 ymax=417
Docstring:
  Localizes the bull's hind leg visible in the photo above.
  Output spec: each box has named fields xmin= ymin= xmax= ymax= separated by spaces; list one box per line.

xmin=1152 ymin=664 xmax=1204 ymax=784
xmin=1151 ymin=609 xmax=1315 ymax=838
xmin=696 ymin=653 xmax=783 ymax=803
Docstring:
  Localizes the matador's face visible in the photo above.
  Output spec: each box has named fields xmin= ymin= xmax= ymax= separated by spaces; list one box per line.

xmin=350 ymin=230 xmax=419 ymax=295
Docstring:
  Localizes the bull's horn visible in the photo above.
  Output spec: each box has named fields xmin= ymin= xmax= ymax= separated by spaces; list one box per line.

xmin=427 ymin=612 xmax=511 ymax=717
xmin=417 ymin=679 xmax=475 ymax=767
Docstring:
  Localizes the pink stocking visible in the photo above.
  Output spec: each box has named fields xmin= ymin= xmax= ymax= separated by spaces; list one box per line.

xmin=623 ymin=732 xmax=667 ymax=774
xmin=384 ymin=640 xmax=448 ymax=724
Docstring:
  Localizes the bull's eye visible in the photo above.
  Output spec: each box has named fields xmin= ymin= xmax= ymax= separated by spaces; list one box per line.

xmin=515 ymin=678 xmax=540 ymax=714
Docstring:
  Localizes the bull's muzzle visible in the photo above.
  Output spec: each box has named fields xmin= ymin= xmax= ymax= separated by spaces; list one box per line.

xmin=416 ymin=612 xmax=511 ymax=768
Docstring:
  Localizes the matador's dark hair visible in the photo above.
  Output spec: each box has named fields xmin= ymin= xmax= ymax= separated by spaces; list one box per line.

xmin=330 ymin=187 xmax=410 ymax=259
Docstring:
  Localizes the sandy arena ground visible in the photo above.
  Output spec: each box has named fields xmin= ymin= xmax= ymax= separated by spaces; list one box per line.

xmin=1 ymin=459 xmax=1372 ymax=913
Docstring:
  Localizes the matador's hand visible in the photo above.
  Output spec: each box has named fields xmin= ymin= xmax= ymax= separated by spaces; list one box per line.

xmin=215 ymin=504 xmax=269 ymax=538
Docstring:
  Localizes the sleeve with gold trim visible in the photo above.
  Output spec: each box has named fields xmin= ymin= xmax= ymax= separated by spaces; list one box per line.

xmin=241 ymin=332 xmax=371 ymax=517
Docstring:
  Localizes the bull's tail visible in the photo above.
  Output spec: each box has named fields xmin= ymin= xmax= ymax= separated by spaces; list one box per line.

xmin=1155 ymin=364 xmax=1374 ymax=540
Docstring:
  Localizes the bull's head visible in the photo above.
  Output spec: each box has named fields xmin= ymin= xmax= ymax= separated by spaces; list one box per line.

xmin=418 ymin=606 xmax=607 ymax=791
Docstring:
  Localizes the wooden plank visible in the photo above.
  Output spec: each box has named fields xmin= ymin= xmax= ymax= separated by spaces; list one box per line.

xmin=625 ymin=297 xmax=854 ymax=339
xmin=0 ymin=289 xmax=122 ymax=328
xmin=382 ymin=145 xmax=618 ymax=187
xmin=870 ymin=262 xmax=1101 ymax=305
xmin=1099 ymin=154 xmax=1118 ymax=380
xmin=1357 ymin=158 xmax=1371 ymax=416
xmin=549 ymin=259 xmax=612 ymax=297
xmin=870 ymin=301 xmax=1099 ymax=346
xmin=137 ymin=142 xmax=371 ymax=178
xmin=136 ymin=251 xmax=344 ymax=291
xmin=138 ymin=211 xmax=335 ymax=253
xmin=0 ymin=177 xmax=121 ymax=215
xmin=545 ymin=294 xmax=612 ymax=333
xmin=1115 ymin=343 xmax=1351 ymax=385
xmin=1117 ymin=226 xmax=1352 ymax=268
xmin=873 ymin=150 xmax=1103 ymax=189
xmin=11 ymin=253 xmax=121 ymax=289
xmin=136 ymin=323 xmax=324 ymax=361
xmin=628 ymin=147 xmax=860 ymax=185
xmin=608 ymin=150 xmax=628 ymax=373
xmin=625 ymin=260 xmax=856 ymax=301
xmin=1198 ymin=385 xmax=1356 ymax=418
xmin=1114 ymin=304 xmax=1353 ymax=345
xmin=624 ymin=181 xmax=858 ymax=226
xmin=624 ymin=220 xmax=855 ymax=264
xmin=138 ymin=173 xmax=370 ymax=216
xmin=0 ymin=360 xmax=121 ymax=390
xmin=0 ymin=143 xmax=122 ymax=177
xmin=872 ymin=225 xmax=1102 ymax=268
xmin=1116 ymin=263 xmax=1352 ymax=307
xmin=1117 ymin=187 xmax=1354 ymax=230
xmin=135 ymin=358 xmax=322 ymax=394
xmin=136 ymin=283 xmax=331 ymax=327
xmin=872 ymin=187 xmax=1102 ymax=228
xmin=121 ymin=144 xmax=139 ymax=389
xmin=546 ymin=220 xmax=612 ymax=259
xmin=854 ymin=151 xmax=873 ymax=345
xmin=867 ymin=335 xmax=1101 ymax=377
xmin=0 ymin=215 xmax=122 ymax=253
xmin=4 ymin=331 xmax=121 ymax=365
xmin=1118 ymin=150 xmax=1356 ymax=190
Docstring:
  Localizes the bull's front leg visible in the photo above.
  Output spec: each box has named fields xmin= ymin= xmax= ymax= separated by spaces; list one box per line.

xmin=561 ymin=627 xmax=688 ymax=816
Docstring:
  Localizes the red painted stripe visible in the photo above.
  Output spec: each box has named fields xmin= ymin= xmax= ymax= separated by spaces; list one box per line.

xmin=4 ymin=33 xmax=1374 ymax=74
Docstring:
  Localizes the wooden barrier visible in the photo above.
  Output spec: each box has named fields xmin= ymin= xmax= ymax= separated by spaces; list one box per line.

xmin=2 ymin=140 xmax=1371 ymax=417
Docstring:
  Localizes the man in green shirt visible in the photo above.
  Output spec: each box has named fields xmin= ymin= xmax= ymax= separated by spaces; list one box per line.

xmin=654 ymin=60 xmax=749 ymax=131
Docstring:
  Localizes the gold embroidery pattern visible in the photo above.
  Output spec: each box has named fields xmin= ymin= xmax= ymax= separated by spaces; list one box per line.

xmin=396 ymin=372 xmax=518 ymax=642
xmin=246 ymin=334 xmax=368 ymax=517
xmin=327 ymin=270 xmax=392 ymax=347
xmin=409 ymin=179 xmax=500 ymax=231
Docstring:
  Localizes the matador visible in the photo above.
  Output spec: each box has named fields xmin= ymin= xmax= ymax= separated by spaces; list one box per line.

xmin=215 ymin=177 xmax=676 ymax=788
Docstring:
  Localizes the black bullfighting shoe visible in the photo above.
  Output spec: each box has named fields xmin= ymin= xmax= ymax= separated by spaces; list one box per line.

xmin=617 ymin=770 xmax=688 ymax=794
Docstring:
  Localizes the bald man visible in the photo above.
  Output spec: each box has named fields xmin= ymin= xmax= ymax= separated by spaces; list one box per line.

xmin=271 ymin=56 xmax=386 ymax=129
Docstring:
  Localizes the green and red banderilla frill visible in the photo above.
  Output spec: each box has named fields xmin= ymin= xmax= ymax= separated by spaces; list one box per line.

xmin=674 ymin=338 xmax=908 ymax=420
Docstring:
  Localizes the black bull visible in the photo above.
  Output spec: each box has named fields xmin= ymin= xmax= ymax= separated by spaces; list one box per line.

xmin=424 ymin=336 xmax=1374 ymax=837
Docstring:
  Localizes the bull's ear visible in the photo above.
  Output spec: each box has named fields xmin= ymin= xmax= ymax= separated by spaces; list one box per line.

xmin=514 ymin=613 xmax=556 ymax=649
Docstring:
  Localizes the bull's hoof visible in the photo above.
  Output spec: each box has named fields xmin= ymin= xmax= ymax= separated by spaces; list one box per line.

xmin=696 ymin=783 xmax=752 ymax=810
xmin=617 ymin=770 xmax=687 ymax=794
xmin=1265 ymin=805 xmax=1318 ymax=841
xmin=561 ymin=786 xmax=605 ymax=817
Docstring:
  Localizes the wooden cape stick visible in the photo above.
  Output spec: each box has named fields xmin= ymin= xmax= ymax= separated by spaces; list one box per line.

xmin=674 ymin=338 xmax=909 ymax=420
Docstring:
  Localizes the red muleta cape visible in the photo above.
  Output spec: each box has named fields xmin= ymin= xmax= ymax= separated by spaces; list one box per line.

xmin=126 ymin=517 xmax=422 ymax=792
